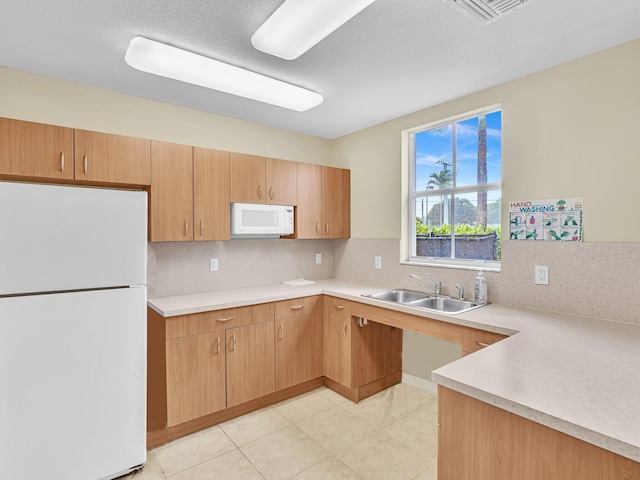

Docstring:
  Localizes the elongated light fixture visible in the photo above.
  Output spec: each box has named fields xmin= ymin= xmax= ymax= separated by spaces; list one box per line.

xmin=252 ymin=0 xmax=376 ymax=60
xmin=125 ymin=36 xmax=323 ymax=111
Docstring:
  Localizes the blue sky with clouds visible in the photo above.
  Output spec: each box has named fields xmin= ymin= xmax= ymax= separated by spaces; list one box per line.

xmin=415 ymin=110 xmax=502 ymax=191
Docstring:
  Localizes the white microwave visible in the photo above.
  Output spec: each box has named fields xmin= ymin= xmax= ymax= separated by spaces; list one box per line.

xmin=231 ymin=203 xmax=294 ymax=238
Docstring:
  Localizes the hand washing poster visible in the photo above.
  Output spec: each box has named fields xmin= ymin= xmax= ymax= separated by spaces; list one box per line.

xmin=509 ymin=198 xmax=582 ymax=241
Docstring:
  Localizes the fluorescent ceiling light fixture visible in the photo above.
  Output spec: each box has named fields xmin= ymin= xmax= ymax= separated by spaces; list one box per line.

xmin=124 ymin=36 xmax=323 ymax=112
xmin=252 ymin=0 xmax=376 ymax=60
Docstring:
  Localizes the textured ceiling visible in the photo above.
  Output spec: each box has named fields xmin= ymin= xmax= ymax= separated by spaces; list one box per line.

xmin=1 ymin=0 xmax=640 ymax=139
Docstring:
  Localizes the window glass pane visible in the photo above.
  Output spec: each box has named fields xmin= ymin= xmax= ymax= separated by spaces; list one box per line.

xmin=455 ymin=117 xmax=479 ymax=187
xmin=415 ymin=125 xmax=453 ymax=191
xmin=415 ymin=196 xmax=452 ymax=259
xmin=452 ymin=190 xmax=501 ymax=261
xmin=485 ymin=111 xmax=502 ymax=185
xmin=408 ymin=108 xmax=501 ymax=266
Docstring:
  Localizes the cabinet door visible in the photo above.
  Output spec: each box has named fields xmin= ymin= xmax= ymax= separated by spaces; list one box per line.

xmin=226 ymin=322 xmax=275 ymax=407
xmin=266 ymin=157 xmax=297 ymax=206
xmin=0 ymin=117 xmax=74 ymax=180
xmin=230 ymin=153 xmax=266 ymax=204
xmin=321 ymin=166 xmax=351 ymax=238
xmin=149 ymin=141 xmax=194 ymax=241
xmin=193 ymin=147 xmax=230 ymax=241
xmin=323 ymin=311 xmax=352 ymax=387
xmin=294 ymin=163 xmax=322 ymax=238
xmin=352 ymin=319 xmax=402 ymax=388
xmin=165 ymin=331 xmax=226 ymax=427
xmin=276 ymin=312 xmax=322 ymax=390
xmin=74 ymin=130 xmax=150 ymax=185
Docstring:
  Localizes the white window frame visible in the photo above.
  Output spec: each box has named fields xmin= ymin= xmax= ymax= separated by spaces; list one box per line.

xmin=401 ymin=105 xmax=502 ymax=271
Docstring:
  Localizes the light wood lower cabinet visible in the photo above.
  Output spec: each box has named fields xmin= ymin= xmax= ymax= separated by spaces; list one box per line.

xmin=461 ymin=327 xmax=508 ymax=356
xmin=226 ymin=321 xmax=275 ymax=408
xmin=166 ymin=330 xmax=225 ymax=426
xmin=323 ymin=296 xmax=403 ymax=402
xmin=275 ymin=297 xmax=322 ymax=391
xmin=438 ymin=386 xmax=640 ymax=480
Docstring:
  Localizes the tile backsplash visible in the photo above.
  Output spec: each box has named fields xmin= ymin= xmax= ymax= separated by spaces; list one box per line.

xmin=148 ymin=239 xmax=333 ymax=298
xmin=332 ymin=238 xmax=640 ymax=325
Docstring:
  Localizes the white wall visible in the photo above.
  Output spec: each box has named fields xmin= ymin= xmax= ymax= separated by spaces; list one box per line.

xmin=0 ymin=67 xmax=332 ymax=165
xmin=331 ymin=38 xmax=640 ymax=243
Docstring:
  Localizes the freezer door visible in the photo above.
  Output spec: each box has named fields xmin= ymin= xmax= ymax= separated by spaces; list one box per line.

xmin=0 ymin=182 xmax=147 ymax=295
xmin=0 ymin=287 xmax=146 ymax=480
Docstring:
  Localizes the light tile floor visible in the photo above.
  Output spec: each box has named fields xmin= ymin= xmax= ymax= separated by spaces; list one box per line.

xmin=124 ymin=384 xmax=439 ymax=480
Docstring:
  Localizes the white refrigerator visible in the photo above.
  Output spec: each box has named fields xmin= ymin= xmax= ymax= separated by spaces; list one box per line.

xmin=0 ymin=181 xmax=147 ymax=480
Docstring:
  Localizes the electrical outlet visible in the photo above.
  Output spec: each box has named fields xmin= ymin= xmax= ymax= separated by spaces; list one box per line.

xmin=374 ymin=256 xmax=382 ymax=270
xmin=316 ymin=253 xmax=322 ymax=264
xmin=535 ymin=265 xmax=548 ymax=285
xmin=210 ymin=258 xmax=219 ymax=272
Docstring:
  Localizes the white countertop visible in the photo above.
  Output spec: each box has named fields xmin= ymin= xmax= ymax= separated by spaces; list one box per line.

xmin=148 ymin=279 xmax=640 ymax=463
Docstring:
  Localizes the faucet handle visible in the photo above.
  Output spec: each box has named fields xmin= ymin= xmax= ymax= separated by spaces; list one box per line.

xmin=455 ymin=284 xmax=464 ymax=300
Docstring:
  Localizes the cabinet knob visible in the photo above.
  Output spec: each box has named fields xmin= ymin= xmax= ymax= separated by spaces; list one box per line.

xmin=229 ymin=334 xmax=236 ymax=351
xmin=476 ymin=341 xmax=491 ymax=348
xmin=343 ymin=322 xmax=347 ymax=337
xmin=325 ymin=223 xmax=330 ymax=234
xmin=60 ymin=152 xmax=65 ymax=172
xmin=200 ymin=219 xmax=204 ymax=236
xmin=333 ymin=304 xmax=345 ymax=310
xmin=184 ymin=219 xmax=189 ymax=236
xmin=258 ymin=185 xmax=263 ymax=199
xmin=279 ymin=324 xmax=284 ymax=339
xmin=215 ymin=336 xmax=221 ymax=354
xmin=217 ymin=316 xmax=234 ymax=323
xmin=268 ymin=186 xmax=274 ymax=200
xmin=83 ymin=154 xmax=88 ymax=174
xmin=315 ymin=222 xmax=320 ymax=235
xmin=290 ymin=305 xmax=304 ymax=311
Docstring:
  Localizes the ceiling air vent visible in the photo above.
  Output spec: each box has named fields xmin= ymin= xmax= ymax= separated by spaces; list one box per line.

xmin=447 ymin=0 xmax=530 ymax=25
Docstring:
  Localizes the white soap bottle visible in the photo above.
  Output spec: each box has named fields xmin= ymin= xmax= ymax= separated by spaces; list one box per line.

xmin=474 ymin=271 xmax=488 ymax=304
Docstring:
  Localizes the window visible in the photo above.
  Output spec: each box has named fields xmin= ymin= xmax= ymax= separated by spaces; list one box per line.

xmin=405 ymin=107 xmax=502 ymax=268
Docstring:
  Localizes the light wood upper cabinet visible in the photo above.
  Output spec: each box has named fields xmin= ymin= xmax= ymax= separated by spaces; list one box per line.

xmin=193 ymin=147 xmax=230 ymax=241
xmin=294 ymin=164 xmax=350 ymax=239
xmin=230 ymin=153 xmax=265 ymax=204
xmin=230 ymin=153 xmax=297 ymax=205
xmin=322 ymin=166 xmax=350 ymax=238
xmin=165 ymin=330 xmax=226 ymax=427
xmin=226 ymin=321 xmax=275 ymax=408
xmin=294 ymin=163 xmax=323 ymax=238
xmin=0 ymin=117 xmax=74 ymax=180
xmin=266 ymin=157 xmax=297 ymax=205
xmin=74 ymin=129 xmax=150 ymax=185
xmin=149 ymin=141 xmax=194 ymax=242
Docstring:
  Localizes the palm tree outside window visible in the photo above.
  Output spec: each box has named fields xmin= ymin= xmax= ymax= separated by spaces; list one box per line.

xmin=407 ymin=107 xmax=502 ymax=267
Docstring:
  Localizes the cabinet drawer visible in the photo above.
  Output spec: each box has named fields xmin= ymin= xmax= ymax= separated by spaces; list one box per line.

xmin=275 ymin=296 xmax=320 ymax=319
xmin=461 ymin=328 xmax=508 ymax=355
xmin=324 ymin=296 xmax=352 ymax=317
xmin=165 ymin=303 xmax=275 ymax=339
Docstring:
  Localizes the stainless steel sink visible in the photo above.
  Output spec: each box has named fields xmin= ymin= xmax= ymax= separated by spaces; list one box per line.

xmin=362 ymin=289 xmax=484 ymax=314
xmin=409 ymin=296 xmax=481 ymax=313
xmin=364 ymin=289 xmax=432 ymax=303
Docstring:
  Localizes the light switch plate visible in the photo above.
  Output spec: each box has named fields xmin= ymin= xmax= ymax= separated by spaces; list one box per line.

xmin=210 ymin=258 xmax=219 ymax=271
xmin=374 ymin=256 xmax=382 ymax=269
xmin=535 ymin=265 xmax=548 ymax=285
xmin=316 ymin=253 xmax=322 ymax=264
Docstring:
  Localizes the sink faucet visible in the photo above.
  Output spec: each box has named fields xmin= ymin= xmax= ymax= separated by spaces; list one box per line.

xmin=455 ymin=284 xmax=464 ymax=300
xmin=409 ymin=273 xmax=441 ymax=296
